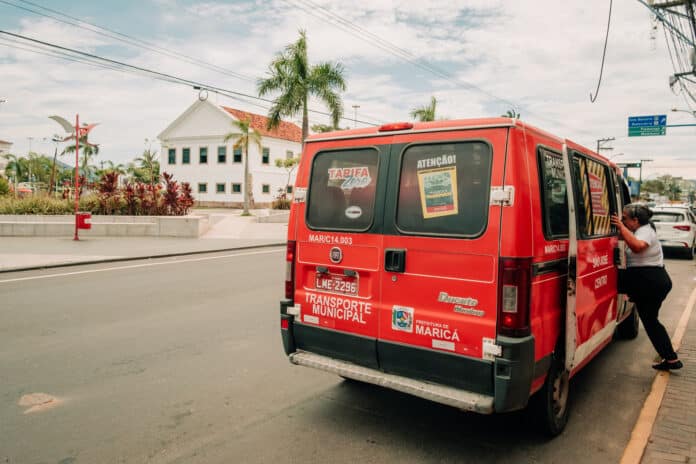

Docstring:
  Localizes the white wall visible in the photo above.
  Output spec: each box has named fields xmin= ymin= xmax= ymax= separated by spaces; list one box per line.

xmin=158 ymin=101 xmax=300 ymax=205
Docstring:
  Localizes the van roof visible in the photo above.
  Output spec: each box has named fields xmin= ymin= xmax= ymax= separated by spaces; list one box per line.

xmin=307 ymin=117 xmax=614 ymax=166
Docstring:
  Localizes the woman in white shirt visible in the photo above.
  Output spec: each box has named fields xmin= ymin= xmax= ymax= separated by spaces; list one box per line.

xmin=611 ymin=204 xmax=682 ymax=370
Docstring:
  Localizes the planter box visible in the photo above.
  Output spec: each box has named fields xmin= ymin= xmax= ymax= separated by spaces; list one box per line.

xmin=0 ymin=214 xmax=209 ymax=238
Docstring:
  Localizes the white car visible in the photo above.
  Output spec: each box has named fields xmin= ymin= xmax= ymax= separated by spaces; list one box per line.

xmin=651 ymin=206 xmax=696 ymax=259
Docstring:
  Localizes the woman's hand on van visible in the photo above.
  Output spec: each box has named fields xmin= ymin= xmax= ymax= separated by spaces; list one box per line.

xmin=611 ymin=214 xmax=624 ymax=230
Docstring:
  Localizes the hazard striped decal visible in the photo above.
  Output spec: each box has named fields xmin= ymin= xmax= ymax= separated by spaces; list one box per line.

xmin=576 ymin=156 xmax=611 ymax=235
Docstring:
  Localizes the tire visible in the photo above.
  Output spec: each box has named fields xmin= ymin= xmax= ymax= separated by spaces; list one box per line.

xmin=616 ymin=303 xmax=639 ymax=340
xmin=685 ymin=242 xmax=695 ymax=260
xmin=531 ymin=355 xmax=570 ymax=437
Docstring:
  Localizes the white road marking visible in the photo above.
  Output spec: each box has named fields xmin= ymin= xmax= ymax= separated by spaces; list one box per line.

xmin=0 ymin=249 xmax=283 ymax=284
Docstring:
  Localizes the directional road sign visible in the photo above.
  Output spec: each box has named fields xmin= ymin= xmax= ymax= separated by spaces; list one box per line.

xmin=628 ymin=126 xmax=666 ymax=136
xmin=628 ymin=114 xmax=666 ymax=137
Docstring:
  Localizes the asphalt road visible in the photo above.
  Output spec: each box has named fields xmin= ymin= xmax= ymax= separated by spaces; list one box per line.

xmin=1 ymin=249 xmax=694 ymax=464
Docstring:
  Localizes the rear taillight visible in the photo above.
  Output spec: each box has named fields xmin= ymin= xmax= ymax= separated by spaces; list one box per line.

xmin=285 ymin=241 xmax=296 ymax=300
xmin=497 ymin=257 xmax=532 ymax=337
xmin=673 ymin=225 xmax=691 ymax=231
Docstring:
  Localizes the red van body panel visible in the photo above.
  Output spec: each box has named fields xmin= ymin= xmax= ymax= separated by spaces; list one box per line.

xmin=280 ymin=118 xmax=631 ymax=420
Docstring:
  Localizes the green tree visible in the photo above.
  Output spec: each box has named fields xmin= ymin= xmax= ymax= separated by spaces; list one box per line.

xmin=310 ymin=123 xmax=348 ymax=133
xmin=3 ymin=153 xmax=29 ymax=184
xmin=224 ymin=118 xmax=263 ymax=215
xmin=134 ymin=149 xmax=160 ymax=185
xmin=64 ymin=134 xmax=100 ymax=177
xmin=0 ymin=176 xmax=10 ymax=196
xmin=258 ymin=29 xmax=346 ymax=145
xmin=502 ymin=108 xmax=521 ymax=118
xmin=410 ymin=96 xmax=438 ymax=122
xmin=275 ymin=157 xmax=300 ymax=194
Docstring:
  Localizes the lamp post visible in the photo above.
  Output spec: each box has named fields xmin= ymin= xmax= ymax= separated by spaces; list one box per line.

xmin=638 ymin=159 xmax=653 ymax=200
xmin=670 ymin=107 xmax=696 ymax=118
xmin=352 ymin=104 xmax=360 ymax=129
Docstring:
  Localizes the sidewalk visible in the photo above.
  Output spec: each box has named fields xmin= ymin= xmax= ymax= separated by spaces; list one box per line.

xmin=0 ymin=209 xmax=287 ymax=272
xmin=640 ymin=295 xmax=696 ymax=464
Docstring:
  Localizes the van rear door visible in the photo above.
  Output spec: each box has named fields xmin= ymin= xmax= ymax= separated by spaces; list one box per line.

xmin=291 ymin=142 xmax=387 ymax=369
xmin=377 ymin=129 xmax=507 ymax=392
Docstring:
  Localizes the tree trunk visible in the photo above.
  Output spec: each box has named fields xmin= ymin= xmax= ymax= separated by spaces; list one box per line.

xmin=243 ymin=141 xmax=250 ymax=214
xmin=49 ymin=146 xmax=58 ymax=195
xmin=302 ymin=96 xmax=309 ymax=154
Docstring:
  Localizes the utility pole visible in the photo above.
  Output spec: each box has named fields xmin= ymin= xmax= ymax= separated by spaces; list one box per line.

xmin=596 ymin=136 xmax=615 ymax=153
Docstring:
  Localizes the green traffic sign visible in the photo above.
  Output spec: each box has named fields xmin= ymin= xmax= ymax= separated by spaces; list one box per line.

xmin=617 ymin=163 xmax=641 ymax=168
xmin=628 ymin=126 xmax=666 ymax=137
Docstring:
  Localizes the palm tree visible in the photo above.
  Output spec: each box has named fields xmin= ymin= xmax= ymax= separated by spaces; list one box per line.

xmin=134 ymin=149 xmax=160 ymax=185
xmin=224 ymin=118 xmax=262 ymax=215
xmin=257 ymin=29 xmax=346 ymax=145
xmin=63 ymin=134 xmax=100 ymax=177
xmin=2 ymin=153 xmax=28 ymax=183
xmin=410 ymin=96 xmax=438 ymax=122
xmin=502 ymin=108 xmax=521 ymax=118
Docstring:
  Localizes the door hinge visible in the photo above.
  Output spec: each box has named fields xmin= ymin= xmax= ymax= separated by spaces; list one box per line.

xmin=490 ymin=186 xmax=515 ymax=206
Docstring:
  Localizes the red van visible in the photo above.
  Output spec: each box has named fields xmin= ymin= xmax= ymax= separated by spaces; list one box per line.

xmin=279 ymin=118 xmax=636 ymax=436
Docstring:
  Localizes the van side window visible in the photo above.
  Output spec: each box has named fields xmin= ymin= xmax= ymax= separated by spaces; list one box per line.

xmin=572 ymin=154 xmax=614 ymax=237
xmin=396 ymin=142 xmax=491 ymax=236
xmin=306 ymin=148 xmax=379 ymax=231
xmin=538 ymin=148 xmax=569 ymax=238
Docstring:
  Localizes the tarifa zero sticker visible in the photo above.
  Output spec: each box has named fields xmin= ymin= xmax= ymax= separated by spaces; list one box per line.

xmin=392 ymin=305 xmax=414 ymax=333
xmin=328 ymin=166 xmax=372 ymax=190
xmin=345 ymin=205 xmax=362 ymax=219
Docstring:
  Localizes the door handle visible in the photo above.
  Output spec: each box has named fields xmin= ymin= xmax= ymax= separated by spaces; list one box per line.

xmin=385 ymin=249 xmax=406 ymax=273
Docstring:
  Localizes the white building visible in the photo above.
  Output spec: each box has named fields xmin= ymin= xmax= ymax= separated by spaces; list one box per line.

xmin=158 ymin=100 xmax=302 ymax=207
xmin=0 ymin=139 xmax=12 ymax=176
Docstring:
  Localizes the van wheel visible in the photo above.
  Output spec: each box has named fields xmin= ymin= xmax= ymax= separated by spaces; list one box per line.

xmin=531 ymin=356 xmax=570 ymax=437
xmin=616 ymin=304 xmax=639 ymax=340
xmin=684 ymin=243 xmax=695 ymax=260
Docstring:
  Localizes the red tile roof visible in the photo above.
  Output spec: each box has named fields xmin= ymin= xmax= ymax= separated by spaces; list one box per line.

xmin=221 ymin=107 xmax=302 ymax=143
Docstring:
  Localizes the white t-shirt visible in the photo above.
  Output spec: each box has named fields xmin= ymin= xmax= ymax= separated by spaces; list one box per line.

xmin=626 ymin=224 xmax=663 ymax=267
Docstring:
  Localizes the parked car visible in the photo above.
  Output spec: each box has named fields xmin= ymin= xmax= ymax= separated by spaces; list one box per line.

xmin=651 ymin=206 xmax=696 ymax=259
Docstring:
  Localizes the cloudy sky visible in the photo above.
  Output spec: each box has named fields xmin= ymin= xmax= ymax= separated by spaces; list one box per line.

xmin=1 ymin=0 xmax=695 ymax=179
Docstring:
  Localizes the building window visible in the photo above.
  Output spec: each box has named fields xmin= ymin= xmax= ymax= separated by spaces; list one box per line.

xmin=217 ymin=146 xmax=226 ymax=163
xmin=168 ymin=148 xmax=176 ymax=164
xmin=216 ymin=183 xmax=225 ymax=193
xmin=198 ymin=183 xmax=207 ymax=193
xmin=287 ymin=185 xmax=293 ymax=194
xmin=262 ymin=147 xmax=270 ymax=165
xmin=233 ymin=147 xmax=242 ymax=163
xmin=232 ymin=183 xmax=242 ymax=193
xmin=262 ymin=184 xmax=270 ymax=194
xmin=199 ymin=147 xmax=208 ymax=164
xmin=286 ymin=150 xmax=294 ymax=160
xmin=182 ymin=148 xmax=191 ymax=164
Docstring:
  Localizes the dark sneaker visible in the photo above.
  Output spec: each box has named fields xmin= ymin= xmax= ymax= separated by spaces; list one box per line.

xmin=652 ymin=359 xmax=683 ymax=371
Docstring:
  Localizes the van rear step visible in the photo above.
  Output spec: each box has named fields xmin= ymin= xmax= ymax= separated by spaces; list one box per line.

xmin=289 ymin=351 xmax=494 ymax=414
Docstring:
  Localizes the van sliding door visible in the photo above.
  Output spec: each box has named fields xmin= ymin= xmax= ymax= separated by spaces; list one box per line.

xmin=563 ymin=144 xmax=619 ymax=373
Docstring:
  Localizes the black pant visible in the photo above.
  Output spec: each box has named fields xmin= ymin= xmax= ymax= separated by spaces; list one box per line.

xmin=624 ymin=266 xmax=677 ymax=361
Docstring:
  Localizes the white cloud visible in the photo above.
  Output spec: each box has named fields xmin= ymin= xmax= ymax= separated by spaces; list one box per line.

xmin=0 ymin=0 xmax=694 ymax=180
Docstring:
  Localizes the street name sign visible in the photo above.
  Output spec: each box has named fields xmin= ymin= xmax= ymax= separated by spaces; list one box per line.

xmin=628 ymin=114 xmax=666 ymax=137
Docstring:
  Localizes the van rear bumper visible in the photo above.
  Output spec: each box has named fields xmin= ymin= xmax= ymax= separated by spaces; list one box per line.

xmin=289 ymin=350 xmax=495 ymax=414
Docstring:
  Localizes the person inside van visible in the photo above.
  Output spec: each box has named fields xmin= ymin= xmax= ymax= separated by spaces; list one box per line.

xmin=611 ymin=204 xmax=683 ymax=371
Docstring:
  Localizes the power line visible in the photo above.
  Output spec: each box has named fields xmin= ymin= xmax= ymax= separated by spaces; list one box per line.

xmin=1 ymin=0 xmax=257 ymax=83
xmin=0 ymin=29 xmax=380 ymax=126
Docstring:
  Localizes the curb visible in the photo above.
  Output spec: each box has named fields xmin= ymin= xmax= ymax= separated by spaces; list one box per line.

xmin=0 ymin=242 xmax=286 ymax=274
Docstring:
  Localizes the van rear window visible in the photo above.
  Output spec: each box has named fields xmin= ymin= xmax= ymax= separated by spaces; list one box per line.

xmin=396 ymin=142 xmax=492 ymax=236
xmin=652 ymin=212 xmax=684 ymax=223
xmin=306 ymin=148 xmax=379 ymax=231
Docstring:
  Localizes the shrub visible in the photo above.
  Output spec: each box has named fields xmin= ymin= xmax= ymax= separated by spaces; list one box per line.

xmin=0 ymin=172 xmax=194 ymax=216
